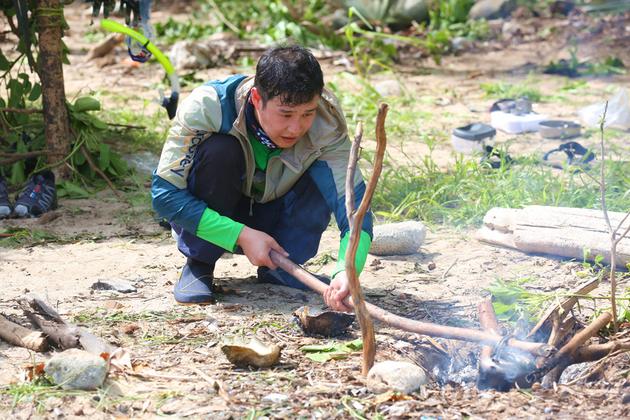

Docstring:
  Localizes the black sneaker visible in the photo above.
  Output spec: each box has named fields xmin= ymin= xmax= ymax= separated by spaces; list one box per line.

xmin=13 ymin=171 xmax=57 ymax=218
xmin=0 ymin=176 xmax=11 ymax=219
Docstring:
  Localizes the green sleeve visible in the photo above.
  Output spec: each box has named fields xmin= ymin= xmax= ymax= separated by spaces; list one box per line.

xmin=195 ymin=207 xmax=245 ymax=252
xmin=331 ymin=230 xmax=372 ymax=278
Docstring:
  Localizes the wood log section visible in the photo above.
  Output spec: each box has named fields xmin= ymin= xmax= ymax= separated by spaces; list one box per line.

xmin=477 ymin=206 xmax=630 ymax=268
xmin=0 ymin=314 xmax=48 ymax=352
xmin=270 ymin=251 xmax=553 ymax=356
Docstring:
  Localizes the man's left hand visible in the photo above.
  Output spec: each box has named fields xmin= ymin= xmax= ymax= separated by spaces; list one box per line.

xmin=324 ymin=272 xmax=353 ymax=312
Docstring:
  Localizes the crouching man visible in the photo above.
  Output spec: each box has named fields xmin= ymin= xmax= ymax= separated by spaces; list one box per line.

xmin=151 ymin=45 xmax=372 ymax=311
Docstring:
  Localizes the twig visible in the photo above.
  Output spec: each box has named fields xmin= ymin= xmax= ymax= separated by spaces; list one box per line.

xmin=596 ymin=101 xmax=629 ymax=332
xmin=80 ymin=145 xmax=123 ymax=199
xmin=0 ymin=107 xmax=42 ymax=114
xmin=527 ymin=278 xmax=599 ymax=339
xmin=106 ymin=122 xmax=146 ymax=130
xmin=441 ymin=258 xmax=458 ymax=280
xmin=0 ymin=150 xmax=50 ymax=165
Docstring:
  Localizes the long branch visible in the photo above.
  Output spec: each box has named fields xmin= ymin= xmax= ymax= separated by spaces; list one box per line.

xmin=270 ymin=250 xmax=553 ymax=357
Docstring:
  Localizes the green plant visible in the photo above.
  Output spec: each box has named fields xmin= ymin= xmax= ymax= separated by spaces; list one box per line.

xmin=487 ymin=277 xmax=553 ymax=322
xmin=480 ymin=79 xmax=543 ymax=101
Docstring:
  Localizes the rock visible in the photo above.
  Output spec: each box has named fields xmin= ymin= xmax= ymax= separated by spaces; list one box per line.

xmin=374 ymin=80 xmax=402 ymax=98
xmin=169 ymin=33 xmax=239 ymax=71
xmin=369 ymin=221 xmax=426 ymax=256
xmin=262 ymin=393 xmax=289 ymax=404
xmin=367 ymin=360 xmax=427 ymax=394
xmin=469 ymin=0 xmax=516 ymax=20
xmin=91 ymin=279 xmax=137 ymax=293
xmin=44 ymin=349 xmax=108 ymax=390
xmin=123 ymin=151 xmax=160 ymax=176
xmin=622 ymin=393 xmax=630 ymax=404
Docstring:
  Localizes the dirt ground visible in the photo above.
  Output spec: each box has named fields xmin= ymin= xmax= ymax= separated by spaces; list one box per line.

xmin=1 ymin=3 xmax=630 ymax=418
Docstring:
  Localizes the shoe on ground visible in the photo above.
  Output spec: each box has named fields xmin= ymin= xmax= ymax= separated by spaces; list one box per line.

xmin=13 ymin=171 xmax=57 ymax=218
xmin=0 ymin=177 xmax=11 ymax=219
xmin=174 ymin=258 xmax=215 ymax=304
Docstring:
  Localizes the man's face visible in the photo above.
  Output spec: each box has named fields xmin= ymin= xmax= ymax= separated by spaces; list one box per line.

xmin=251 ymin=87 xmax=319 ymax=148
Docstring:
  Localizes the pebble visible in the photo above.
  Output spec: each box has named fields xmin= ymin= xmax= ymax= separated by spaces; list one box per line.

xmin=370 ymin=221 xmax=426 ymax=256
xmin=91 ymin=279 xmax=137 ymax=293
xmin=367 ymin=360 xmax=427 ymax=394
xmin=44 ymin=349 xmax=108 ymax=390
xmin=262 ymin=393 xmax=289 ymax=404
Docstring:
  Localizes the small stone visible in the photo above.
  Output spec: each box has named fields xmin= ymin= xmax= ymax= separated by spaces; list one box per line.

xmin=544 ymin=407 xmax=553 ymax=414
xmin=373 ymin=80 xmax=402 ymax=98
xmin=427 ymin=261 xmax=436 ymax=270
xmin=262 ymin=393 xmax=289 ymax=404
xmin=370 ymin=221 xmax=426 ymax=256
xmin=469 ymin=0 xmax=516 ymax=20
xmin=91 ymin=279 xmax=137 ymax=293
xmin=622 ymin=393 xmax=630 ymax=404
xmin=367 ymin=360 xmax=427 ymax=394
xmin=44 ymin=349 xmax=108 ymax=390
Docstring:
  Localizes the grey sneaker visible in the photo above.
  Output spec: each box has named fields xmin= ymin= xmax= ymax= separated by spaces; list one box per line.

xmin=0 ymin=176 xmax=11 ymax=219
xmin=14 ymin=171 xmax=57 ymax=218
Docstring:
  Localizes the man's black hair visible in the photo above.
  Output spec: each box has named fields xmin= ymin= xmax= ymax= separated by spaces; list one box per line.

xmin=254 ymin=45 xmax=324 ymax=106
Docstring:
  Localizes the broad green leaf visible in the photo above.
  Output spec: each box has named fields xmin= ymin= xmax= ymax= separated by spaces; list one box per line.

xmin=98 ymin=143 xmax=110 ymax=170
xmin=0 ymin=52 xmax=10 ymax=71
xmin=58 ymin=181 xmax=90 ymax=199
xmin=28 ymin=83 xmax=41 ymax=101
xmin=73 ymin=96 xmax=101 ymax=113
xmin=300 ymin=343 xmax=336 ymax=353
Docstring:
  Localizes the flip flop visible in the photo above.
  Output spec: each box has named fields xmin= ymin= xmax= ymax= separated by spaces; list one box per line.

xmin=543 ymin=141 xmax=595 ymax=169
xmin=481 ymin=145 xmax=514 ymax=169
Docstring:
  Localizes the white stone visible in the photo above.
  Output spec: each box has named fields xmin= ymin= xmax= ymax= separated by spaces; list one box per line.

xmin=367 ymin=360 xmax=427 ymax=394
xmin=45 ymin=349 xmax=108 ymax=390
xmin=374 ymin=80 xmax=402 ymax=98
xmin=262 ymin=393 xmax=289 ymax=404
xmin=369 ymin=221 xmax=426 ymax=256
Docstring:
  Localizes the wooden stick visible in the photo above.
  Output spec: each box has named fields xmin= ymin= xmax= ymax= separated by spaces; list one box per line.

xmin=0 ymin=314 xmax=48 ymax=352
xmin=269 ymin=251 xmax=552 ymax=356
xmin=477 ymin=300 xmax=511 ymax=390
xmin=539 ymin=311 xmax=612 ymax=386
xmin=573 ymin=340 xmax=630 ymax=362
xmin=528 ymin=278 xmax=599 ymax=339
xmin=344 ymin=104 xmax=388 ymax=376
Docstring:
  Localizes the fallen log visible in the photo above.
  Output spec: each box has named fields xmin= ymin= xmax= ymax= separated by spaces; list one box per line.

xmin=270 ymin=251 xmax=553 ymax=356
xmin=477 ymin=206 xmax=630 ymax=269
xmin=0 ymin=314 xmax=48 ymax=352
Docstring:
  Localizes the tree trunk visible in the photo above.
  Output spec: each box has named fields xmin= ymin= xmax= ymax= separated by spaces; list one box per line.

xmin=36 ymin=0 xmax=71 ymax=179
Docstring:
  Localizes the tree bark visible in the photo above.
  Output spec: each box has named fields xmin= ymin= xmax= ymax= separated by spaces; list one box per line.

xmin=36 ymin=0 xmax=71 ymax=179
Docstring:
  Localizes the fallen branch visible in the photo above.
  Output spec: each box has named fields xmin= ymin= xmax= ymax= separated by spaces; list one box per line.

xmin=86 ymin=33 xmax=124 ymax=60
xmin=539 ymin=311 xmax=612 ymax=386
xmin=344 ymin=104 xmax=388 ymax=376
xmin=81 ymin=145 xmax=123 ymax=199
xmin=270 ymin=251 xmax=553 ymax=356
xmin=528 ymin=278 xmax=599 ymax=339
xmin=0 ymin=314 xmax=48 ymax=352
xmin=20 ymin=295 xmax=115 ymax=354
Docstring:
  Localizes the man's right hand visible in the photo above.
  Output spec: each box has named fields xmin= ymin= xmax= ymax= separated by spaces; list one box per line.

xmin=236 ymin=226 xmax=288 ymax=269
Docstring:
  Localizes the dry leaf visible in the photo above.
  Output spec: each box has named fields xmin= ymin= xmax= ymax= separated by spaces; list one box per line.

xmin=221 ymin=337 xmax=281 ymax=368
xmin=293 ymin=306 xmax=355 ymax=337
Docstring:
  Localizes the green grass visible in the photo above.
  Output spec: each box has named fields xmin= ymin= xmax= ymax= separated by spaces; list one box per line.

xmin=480 ymin=80 xmax=543 ymax=102
xmin=373 ymin=153 xmax=630 ymax=226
